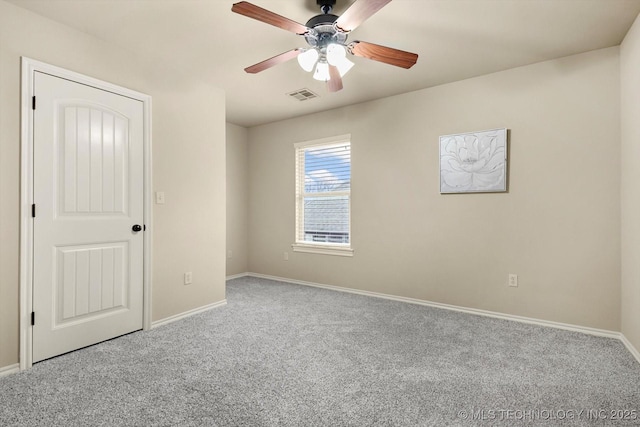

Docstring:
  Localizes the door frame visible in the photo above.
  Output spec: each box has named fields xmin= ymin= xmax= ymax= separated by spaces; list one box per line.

xmin=19 ymin=57 xmax=153 ymax=370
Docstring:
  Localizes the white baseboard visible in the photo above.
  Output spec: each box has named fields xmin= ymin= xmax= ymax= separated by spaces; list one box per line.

xmin=151 ymin=300 xmax=227 ymax=329
xmin=620 ymin=334 xmax=640 ymax=365
xmin=248 ymin=273 xmax=621 ymax=339
xmin=247 ymin=273 xmax=623 ymax=340
xmin=234 ymin=272 xmax=639 ymax=365
xmin=0 ymin=363 xmax=20 ymax=378
xmin=226 ymin=272 xmax=249 ymax=281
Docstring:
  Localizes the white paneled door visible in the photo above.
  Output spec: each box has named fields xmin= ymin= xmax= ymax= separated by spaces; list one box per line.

xmin=32 ymin=72 xmax=144 ymax=362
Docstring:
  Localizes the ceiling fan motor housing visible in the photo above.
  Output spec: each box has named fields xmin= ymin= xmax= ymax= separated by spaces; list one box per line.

xmin=305 ymin=14 xmax=348 ymax=49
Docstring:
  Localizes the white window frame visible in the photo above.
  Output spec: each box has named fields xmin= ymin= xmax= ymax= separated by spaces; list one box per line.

xmin=293 ymin=134 xmax=354 ymax=257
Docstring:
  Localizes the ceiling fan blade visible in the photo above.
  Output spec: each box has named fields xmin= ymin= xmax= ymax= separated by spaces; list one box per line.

xmin=335 ymin=0 xmax=392 ymax=32
xmin=244 ymin=49 xmax=302 ymax=74
xmin=327 ymin=65 xmax=343 ymax=92
xmin=349 ymin=41 xmax=418 ymax=69
xmin=231 ymin=1 xmax=310 ymax=35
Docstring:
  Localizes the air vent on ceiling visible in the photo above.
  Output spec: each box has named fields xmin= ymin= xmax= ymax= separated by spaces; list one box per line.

xmin=287 ymin=88 xmax=319 ymax=101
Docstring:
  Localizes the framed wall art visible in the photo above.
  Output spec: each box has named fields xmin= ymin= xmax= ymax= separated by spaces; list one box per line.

xmin=439 ymin=128 xmax=508 ymax=193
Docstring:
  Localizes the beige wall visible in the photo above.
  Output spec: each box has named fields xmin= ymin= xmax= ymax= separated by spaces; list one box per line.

xmin=150 ymin=85 xmax=226 ymax=321
xmin=0 ymin=0 xmax=226 ymax=369
xmin=248 ymin=47 xmax=621 ymax=331
xmin=226 ymin=123 xmax=249 ymax=277
xmin=621 ymin=15 xmax=640 ymax=353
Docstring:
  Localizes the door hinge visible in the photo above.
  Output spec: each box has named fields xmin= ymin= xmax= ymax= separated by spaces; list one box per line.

xmin=31 ymin=204 xmax=36 ymax=218
xmin=32 ymin=96 xmax=36 ymax=110
xmin=31 ymin=312 xmax=35 ymax=326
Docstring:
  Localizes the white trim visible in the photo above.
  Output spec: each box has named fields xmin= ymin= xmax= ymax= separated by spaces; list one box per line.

xmin=151 ymin=300 xmax=227 ymax=329
xmin=19 ymin=57 xmax=153 ymax=370
xmin=19 ymin=58 xmax=34 ymax=372
xmin=226 ymin=272 xmax=249 ymax=281
xmin=0 ymin=364 xmax=20 ymax=378
xmin=292 ymin=243 xmax=354 ymax=257
xmin=247 ymin=273 xmax=622 ymax=340
xmin=142 ymin=94 xmax=153 ymax=333
xmin=620 ymin=334 xmax=640 ymax=365
xmin=226 ymin=272 xmax=640 ymax=364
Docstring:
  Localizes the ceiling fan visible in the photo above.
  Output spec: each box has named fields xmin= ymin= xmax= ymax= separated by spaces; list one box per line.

xmin=231 ymin=0 xmax=419 ymax=92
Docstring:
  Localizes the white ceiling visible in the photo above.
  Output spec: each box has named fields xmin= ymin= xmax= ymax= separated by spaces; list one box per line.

xmin=8 ymin=0 xmax=640 ymax=127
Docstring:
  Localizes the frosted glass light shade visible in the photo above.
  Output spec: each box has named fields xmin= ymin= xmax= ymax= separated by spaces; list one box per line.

xmin=326 ymin=44 xmax=354 ymax=77
xmin=326 ymin=44 xmax=346 ymax=66
xmin=297 ymin=49 xmax=319 ymax=72
xmin=336 ymin=57 xmax=354 ymax=77
xmin=313 ymin=61 xmax=330 ymax=81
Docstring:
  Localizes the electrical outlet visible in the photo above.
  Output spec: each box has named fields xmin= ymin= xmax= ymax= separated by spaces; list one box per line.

xmin=184 ymin=272 xmax=193 ymax=285
xmin=508 ymin=274 xmax=518 ymax=287
xmin=283 ymin=252 xmax=289 ymax=261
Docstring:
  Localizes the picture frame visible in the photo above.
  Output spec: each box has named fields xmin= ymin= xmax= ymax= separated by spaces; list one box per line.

xmin=439 ymin=128 xmax=508 ymax=193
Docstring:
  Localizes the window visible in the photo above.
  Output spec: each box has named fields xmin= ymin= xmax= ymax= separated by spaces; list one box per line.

xmin=293 ymin=135 xmax=353 ymax=256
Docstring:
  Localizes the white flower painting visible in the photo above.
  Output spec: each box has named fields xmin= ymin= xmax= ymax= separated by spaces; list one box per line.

xmin=439 ymin=128 xmax=508 ymax=193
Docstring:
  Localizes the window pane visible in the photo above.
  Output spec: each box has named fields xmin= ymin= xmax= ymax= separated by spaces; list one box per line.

xmin=303 ymin=196 xmax=349 ymax=244
xmin=304 ymin=144 xmax=350 ymax=193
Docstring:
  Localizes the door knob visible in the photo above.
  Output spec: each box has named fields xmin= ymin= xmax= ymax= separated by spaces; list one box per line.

xmin=132 ymin=224 xmax=142 ymax=232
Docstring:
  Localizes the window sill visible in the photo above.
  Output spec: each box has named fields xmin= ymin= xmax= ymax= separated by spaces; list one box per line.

xmin=292 ymin=243 xmax=354 ymax=257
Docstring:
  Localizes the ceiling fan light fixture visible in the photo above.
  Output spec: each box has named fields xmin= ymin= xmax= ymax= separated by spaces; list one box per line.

xmin=313 ymin=61 xmax=331 ymax=81
xmin=297 ymin=48 xmax=319 ymax=72
xmin=336 ymin=56 xmax=354 ymax=77
xmin=326 ymin=43 xmax=346 ymax=66
xmin=326 ymin=43 xmax=353 ymax=77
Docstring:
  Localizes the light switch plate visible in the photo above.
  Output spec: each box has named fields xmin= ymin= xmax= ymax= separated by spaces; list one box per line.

xmin=155 ymin=191 xmax=165 ymax=204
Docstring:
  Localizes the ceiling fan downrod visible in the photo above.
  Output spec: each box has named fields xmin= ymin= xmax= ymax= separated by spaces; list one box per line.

xmin=317 ymin=0 xmax=336 ymax=15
